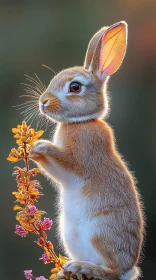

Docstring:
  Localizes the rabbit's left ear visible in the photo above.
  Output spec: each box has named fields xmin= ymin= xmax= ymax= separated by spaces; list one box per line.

xmin=84 ymin=21 xmax=127 ymax=80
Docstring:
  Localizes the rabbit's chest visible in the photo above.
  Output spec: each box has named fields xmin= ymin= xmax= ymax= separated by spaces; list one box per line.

xmin=61 ymin=176 xmax=87 ymax=239
xmin=62 ymin=196 xmax=91 ymax=260
xmin=60 ymin=178 xmax=100 ymax=263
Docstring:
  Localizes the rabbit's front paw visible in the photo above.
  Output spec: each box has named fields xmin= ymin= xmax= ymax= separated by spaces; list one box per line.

xmin=29 ymin=140 xmax=51 ymax=160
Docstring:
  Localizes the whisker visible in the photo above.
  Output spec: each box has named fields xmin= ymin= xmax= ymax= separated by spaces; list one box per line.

xmin=21 ymin=83 xmax=42 ymax=94
xmin=23 ymin=108 xmax=36 ymax=118
xmin=20 ymin=103 xmax=38 ymax=113
xmin=36 ymin=114 xmax=44 ymax=130
xmin=30 ymin=110 xmax=40 ymax=126
xmin=42 ymin=64 xmax=56 ymax=75
xmin=49 ymin=122 xmax=57 ymax=139
xmin=24 ymin=74 xmax=44 ymax=92
xmin=25 ymin=78 xmax=44 ymax=93
xmin=15 ymin=73 xmax=48 ymax=129
xmin=12 ymin=100 xmax=37 ymax=108
xmin=19 ymin=95 xmax=39 ymax=99
xmin=40 ymin=114 xmax=46 ymax=127
xmin=36 ymin=115 xmax=41 ymax=129
xmin=23 ymin=107 xmax=38 ymax=116
xmin=42 ymin=116 xmax=47 ymax=127
xmin=30 ymin=111 xmax=40 ymax=125
xmin=23 ymin=89 xmax=40 ymax=97
xmin=24 ymin=109 xmax=39 ymax=123
xmin=16 ymin=103 xmax=38 ymax=110
xmin=20 ymin=105 xmax=39 ymax=115
xmin=34 ymin=73 xmax=46 ymax=91
xmin=45 ymin=117 xmax=50 ymax=131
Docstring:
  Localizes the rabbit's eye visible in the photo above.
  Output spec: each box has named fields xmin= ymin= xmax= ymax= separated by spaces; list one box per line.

xmin=69 ymin=82 xmax=81 ymax=93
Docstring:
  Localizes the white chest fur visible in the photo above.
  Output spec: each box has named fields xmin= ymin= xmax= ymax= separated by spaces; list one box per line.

xmin=59 ymin=173 xmax=102 ymax=265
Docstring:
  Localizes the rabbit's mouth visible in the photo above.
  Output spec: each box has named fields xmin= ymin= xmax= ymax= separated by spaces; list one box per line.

xmin=38 ymin=101 xmax=64 ymax=122
xmin=40 ymin=103 xmax=47 ymax=114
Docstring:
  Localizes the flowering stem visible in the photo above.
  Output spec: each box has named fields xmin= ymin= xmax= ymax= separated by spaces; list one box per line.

xmin=7 ymin=122 xmax=79 ymax=280
xmin=23 ymin=142 xmax=30 ymax=187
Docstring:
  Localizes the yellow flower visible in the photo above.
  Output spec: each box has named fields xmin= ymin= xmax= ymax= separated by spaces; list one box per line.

xmin=58 ymin=254 xmax=68 ymax=266
xmin=49 ymin=274 xmax=57 ymax=279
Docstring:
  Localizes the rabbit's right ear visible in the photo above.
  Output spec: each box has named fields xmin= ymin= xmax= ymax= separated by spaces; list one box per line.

xmin=84 ymin=21 xmax=127 ymax=80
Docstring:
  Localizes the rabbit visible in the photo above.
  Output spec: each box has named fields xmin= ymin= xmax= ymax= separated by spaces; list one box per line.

xmin=30 ymin=21 xmax=144 ymax=280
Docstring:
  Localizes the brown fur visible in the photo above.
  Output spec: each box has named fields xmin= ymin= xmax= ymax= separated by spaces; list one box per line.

xmin=66 ymin=94 xmax=82 ymax=101
xmin=94 ymin=208 xmax=112 ymax=216
xmin=30 ymin=21 xmax=144 ymax=280
xmin=48 ymin=67 xmax=91 ymax=92
xmin=40 ymin=92 xmax=61 ymax=113
xmin=92 ymin=235 xmax=118 ymax=272
xmin=31 ymin=120 xmax=144 ymax=270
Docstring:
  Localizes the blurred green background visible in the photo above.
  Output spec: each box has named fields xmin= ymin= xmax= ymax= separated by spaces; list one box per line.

xmin=0 ymin=1 xmax=156 ymax=279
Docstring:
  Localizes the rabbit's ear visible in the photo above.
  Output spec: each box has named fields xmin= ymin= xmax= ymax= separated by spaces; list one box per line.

xmin=84 ymin=21 xmax=127 ymax=80
xmin=84 ymin=26 xmax=108 ymax=70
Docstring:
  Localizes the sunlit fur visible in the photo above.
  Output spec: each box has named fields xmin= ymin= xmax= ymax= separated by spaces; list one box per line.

xmin=29 ymin=21 xmax=144 ymax=280
xmin=39 ymin=67 xmax=109 ymax=123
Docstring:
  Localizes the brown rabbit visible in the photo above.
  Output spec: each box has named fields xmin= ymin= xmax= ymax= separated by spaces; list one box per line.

xmin=30 ymin=21 xmax=144 ymax=280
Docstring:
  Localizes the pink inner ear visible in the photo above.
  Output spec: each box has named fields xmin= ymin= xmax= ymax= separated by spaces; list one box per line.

xmin=99 ymin=23 xmax=127 ymax=76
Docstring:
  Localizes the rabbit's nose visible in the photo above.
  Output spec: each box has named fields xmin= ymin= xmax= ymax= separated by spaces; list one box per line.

xmin=42 ymin=98 xmax=49 ymax=105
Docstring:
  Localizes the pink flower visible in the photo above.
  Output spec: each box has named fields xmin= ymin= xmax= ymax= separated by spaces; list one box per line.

xmin=24 ymin=270 xmax=33 ymax=280
xmin=29 ymin=205 xmax=37 ymax=214
xmin=15 ymin=225 xmax=27 ymax=237
xmin=39 ymin=252 xmax=50 ymax=262
xmin=43 ymin=217 xmax=53 ymax=230
xmin=36 ymin=277 xmax=48 ymax=280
